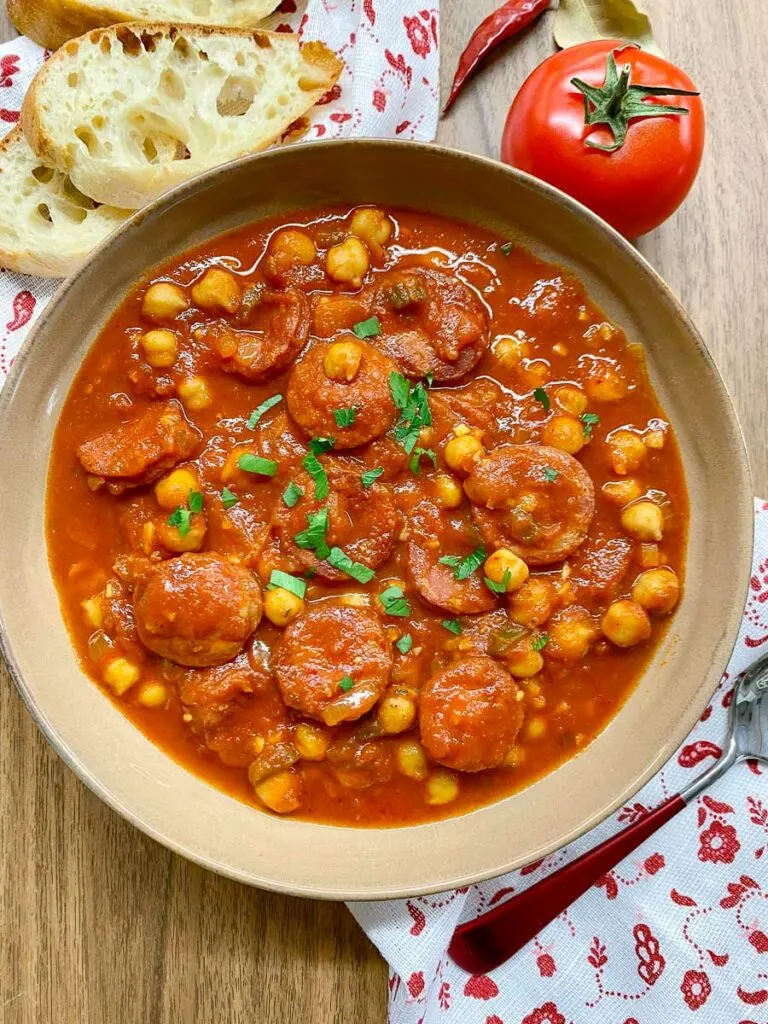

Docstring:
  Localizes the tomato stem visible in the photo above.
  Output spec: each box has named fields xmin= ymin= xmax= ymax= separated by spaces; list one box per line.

xmin=571 ymin=47 xmax=699 ymax=153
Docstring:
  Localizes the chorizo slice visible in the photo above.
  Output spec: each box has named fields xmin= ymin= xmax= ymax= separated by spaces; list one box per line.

xmin=286 ymin=338 xmax=399 ymax=449
xmin=132 ymin=552 xmax=262 ymax=667
xmin=371 ymin=266 xmax=490 ymax=382
xmin=569 ymin=534 xmax=633 ymax=606
xmin=270 ymin=469 xmax=398 ymax=581
xmin=271 ymin=605 xmax=392 ymax=726
xmin=77 ymin=400 xmax=201 ymax=494
xmin=419 ymin=656 xmax=523 ymax=772
xmin=464 ymin=444 xmax=595 ymax=566
xmin=202 ymin=286 xmax=310 ymax=382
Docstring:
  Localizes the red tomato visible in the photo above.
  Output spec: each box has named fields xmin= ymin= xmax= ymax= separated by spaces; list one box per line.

xmin=501 ymin=40 xmax=705 ymax=238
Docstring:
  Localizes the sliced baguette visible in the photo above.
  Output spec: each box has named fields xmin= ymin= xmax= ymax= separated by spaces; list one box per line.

xmin=9 ymin=0 xmax=281 ymax=51
xmin=22 ymin=23 xmax=342 ymax=209
xmin=0 ymin=126 xmax=129 ymax=277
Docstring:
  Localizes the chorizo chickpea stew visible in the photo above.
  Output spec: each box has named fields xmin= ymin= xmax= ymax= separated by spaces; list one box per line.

xmin=46 ymin=203 xmax=688 ymax=826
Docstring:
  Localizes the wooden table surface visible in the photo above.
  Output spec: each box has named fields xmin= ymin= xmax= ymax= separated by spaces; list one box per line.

xmin=1 ymin=1 xmax=765 ymax=1021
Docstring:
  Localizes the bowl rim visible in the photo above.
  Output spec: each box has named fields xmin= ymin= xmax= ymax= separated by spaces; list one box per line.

xmin=0 ymin=138 xmax=754 ymax=900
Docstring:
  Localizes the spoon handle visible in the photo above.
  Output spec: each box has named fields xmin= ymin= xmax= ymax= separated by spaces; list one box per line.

xmin=448 ymin=794 xmax=684 ymax=974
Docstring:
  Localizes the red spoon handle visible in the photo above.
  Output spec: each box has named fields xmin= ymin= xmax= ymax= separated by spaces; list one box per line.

xmin=448 ymin=793 xmax=685 ymax=974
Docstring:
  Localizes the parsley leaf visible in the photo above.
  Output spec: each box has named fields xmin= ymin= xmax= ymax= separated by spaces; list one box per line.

xmin=246 ymin=393 xmax=282 ymax=429
xmin=533 ymin=387 xmax=550 ymax=412
xmin=326 ymin=546 xmax=375 ymax=584
xmin=221 ymin=487 xmax=238 ymax=510
xmin=238 ymin=454 xmax=278 ymax=477
xmin=333 ymin=405 xmax=358 ymax=429
xmin=378 ymin=585 xmax=411 ymax=617
xmin=361 ymin=467 xmax=384 ymax=488
xmin=389 ymin=372 xmax=410 ymax=410
xmin=439 ymin=545 xmax=486 ymax=581
xmin=338 ymin=675 xmax=355 ymax=692
xmin=352 ymin=316 xmax=381 ymax=339
xmin=485 ymin=570 xmax=511 ymax=594
xmin=188 ymin=490 xmax=204 ymax=514
xmin=308 ymin=437 xmax=335 ymax=455
xmin=167 ymin=506 xmax=192 ymax=538
xmin=303 ymin=452 xmax=329 ymax=501
xmin=425 ymin=372 xmax=434 ymax=388
xmin=581 ymin=412 xmax=601 ymax=438
xmin=267 ymin=569 xmax=307 ymax=599
xmin=282 ymin=481 xmax=303 ymax=508
xmin=392 ymin=378 xmax=432 ymax=455
xmin=441 ymin=618 xmax=462 ymax=635
xmin=533 ymin=634 xmax=549 ymax=652
xmin=500 ymin=241 xmax=514 ymax=256
xmin=395 ymin=634 xmax=413 ymax=655
xmin=409 ymin=446 xmax=436 ymax=475
xmin=294 ymin=508 xmax=330 ymax=559
xmin=543 ymin=466 xmax=559 ymax=483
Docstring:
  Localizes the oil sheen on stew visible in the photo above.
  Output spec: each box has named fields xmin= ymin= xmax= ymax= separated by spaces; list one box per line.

xmin=46 ymin=206 xmax=688 ymax=825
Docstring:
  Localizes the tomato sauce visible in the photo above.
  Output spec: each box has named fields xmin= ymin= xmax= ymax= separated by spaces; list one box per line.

xmin=46 ymin=206 xmax=688 ymax=826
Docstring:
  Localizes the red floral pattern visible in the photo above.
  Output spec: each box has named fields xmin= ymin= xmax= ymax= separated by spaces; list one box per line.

xmin=698 ymin=820 xmax=741 ymax=864
xmin=681 ymin=969 xmax=712 ymax=1010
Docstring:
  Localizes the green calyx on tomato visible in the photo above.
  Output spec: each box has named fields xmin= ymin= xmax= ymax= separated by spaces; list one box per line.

xmin=572 ymin=46 xmax=700 ymax=153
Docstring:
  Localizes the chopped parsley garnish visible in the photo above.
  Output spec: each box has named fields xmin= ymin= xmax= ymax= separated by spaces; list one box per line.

xmin=425 ymin=372 xmax=434 ymax=388
xmin=167 ymin=506 xmax=191 ymax=537
xmin=333 ymin=405 xmax=358 ymax=429
xmin=438 ymin=545 xmax=486 ymax=581
xmin=581 ymin=412 xmax=601 ymax=438
xmin=533 ymin=387 xmax=550 ymax=412
xmin=282 ymin=481 xmax=303 ymax=507
xmin=389 ymin=371 xmax=411 ymax=410
xmin=221 ymin=487 xmax=238 ymax=510
xmin=485 ymin=570 xmax=511 ymax=594
xmin=303 ymin=452 xmax=329 ymax=501
xmin=361 ymin=467 xmax=384 ymax=488
xmin=500 ymin=241 xmax=514 ymax=256
xmin=389 ymin=373 xmax=432 ymax=454
xmin=441 ymin=618 xmax=462 ymax=635
xmin=409 ymin=446 xmax=436 ymax=475
xmin=338 ymin=675 xmax=355 ymax=692
xmin=294 ymin=507 xmax=330 ymax=559
xmin=267 ymin=570 xmax=306 ymax=599
xmin=352 ymin=315 xmax=381 ymax=339
xmin=308 ymin=436 xmax=335 ymax=455
xmin=395 ymin=634 xmax=413 ymax=655
xmin=378 ymin=585 xmax=411 ymax=617
xmin=238 ymin=453 xmax=278 ymax=477
xmin=246 ymin=393 xmax=282 ymax=429
xmin=188 ymin=490 xmax=204 ymax=514
xmin=326 ymin=546 xmax=375 ymax=583
xmin=543 ymin=466 xmax=559 ymax=483
xmin=533 ymin=634 xmax=549 ymax=651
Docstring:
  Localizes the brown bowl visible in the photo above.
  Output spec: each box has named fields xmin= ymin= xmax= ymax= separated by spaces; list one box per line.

xmin=0 ymin=141 xmax=752 ymax=899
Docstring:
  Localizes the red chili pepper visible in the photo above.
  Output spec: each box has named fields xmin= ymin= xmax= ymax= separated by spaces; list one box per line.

xmin=444 ymin=0 xmax=551 ymax=113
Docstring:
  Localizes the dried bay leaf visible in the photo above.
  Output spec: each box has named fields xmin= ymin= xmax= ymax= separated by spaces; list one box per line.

xmin=554 ymin=0 xmax=663 ymax=55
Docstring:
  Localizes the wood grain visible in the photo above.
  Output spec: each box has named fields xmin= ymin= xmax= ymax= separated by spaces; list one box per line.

xmin=2 ymin=2 xmax=766 ymax=1021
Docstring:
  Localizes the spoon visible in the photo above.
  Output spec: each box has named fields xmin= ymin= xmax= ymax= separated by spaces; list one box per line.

xmin=448 ymin=649 xmax=768 ymax=974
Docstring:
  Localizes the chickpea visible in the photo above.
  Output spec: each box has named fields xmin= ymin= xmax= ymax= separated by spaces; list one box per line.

xmin=326 ymin=236 xmax=370 ymax=287
xmin=484 ymin=548 xmax=529 ymax=593
xmin=555 ymin=384 xmax=588 ymax=415
xmin=140 ymin=328 xmax=178 ymax=368
xmin=602 ymin=599 xmax=652 ymax=647
xmin=137 ymin=683 xmax=168 ymax=708
xmin=520 ymin=360 xmax=550 ymax=388
xmin=542 ymin=415 xmax=586 ymax=454
xmin=155 ymin=513 xmax=206 ymax=553
xmin=191 ymin=268 xmax=241 ymax=315
xmin=264 ymin=586 xmax=305 ymax=627
xmin=621 ymin=500 xmax=664 ymax=542
xmin=295 ymin=722 xmax=331 ymax=761
xmin=141 ymin=282 xmax=189 ymax=323
xmin=154 ymin=467 xmax=200 ymax=511
xmin=585 ymin=363 xmax=627 ymax=402
xmin=602 ymin=478 xmax=643 ymax=507
xmin=608 ymin=429 xmax=646 ymax=475
xmin=323 ymin=339 xmax=363 ymax=382
xmin=525 ymin=717 xmax=547 ymax=741
xmin=505 ymin=640 xmax=544 ymax=679
xmin=103 ymin=657 xmax=140 ymax=696
xmin=265 ymin=229 xmax=317 ymax=282
xmin=494 ymin=335 xmax=531 ymax=368
xmin=396 ymin=740 xmax=429 ymax=781
xmin=81 ymin=594 xmax=103 ymax=630
xmin=547 ymin=606 xmax=596 ymax=661
xmin=177 ymin=376 xmax=212 ymax=411
xmin=632 ymin=567 xmax=681 ymax=615
xmin=424 ymin=772 xmax=459 ymax=806
xmin=444 ymin=434 xmax=484 ymax=474
xmin=378 ymin=694 xmax=417 ymax=735
xmin=253 ymin=768 xmax=303 ymax=814
xmin=509 ymin=577 xmax=554 ymax=628
xmin=435 ymin=474 xmax=463 ymax=509
xmin=644 ymin=429 xmax=666 ymax=449
xmin=349 ymin=207 xmax=392 ymax=254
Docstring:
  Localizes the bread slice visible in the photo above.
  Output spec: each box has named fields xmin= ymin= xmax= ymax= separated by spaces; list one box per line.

xmin=9 ymin=0 xmax=281 ymax=51
xmin=0 ymin=126 xmax=129 ymax=277
xmin=22 ymin=23 xmax=342 ymax=209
